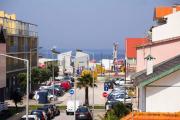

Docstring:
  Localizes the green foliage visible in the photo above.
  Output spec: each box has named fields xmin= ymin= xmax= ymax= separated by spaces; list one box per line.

xmin=31 ymin=67 xmax=41 ymax=84
xmin=17 ymin=67 xmax=52 ymax=92
xmin=39 ymin=68 xmax=51 ymax=83
xmin=47 ymin=65 xmax=59 ymax=77
xmin=77 ymin=73 xmax=97 ymax=105
xmin=17 ymin=73 xmax=27 ymax=92
xmin=105 ymin=110 xmax=119 ymax=120
xmin=113 ymin=102 xmax=130 ymax=118
xmin=103 ymin=102 xmax=130 ymax=120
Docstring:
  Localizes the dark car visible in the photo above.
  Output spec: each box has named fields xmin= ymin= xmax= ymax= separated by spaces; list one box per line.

xmin=30 ymin=110 xmax=47 ymax=120
xmin=38 ymin=107 xmax=53 ymax=120
xmin=75 ymin=106 xmax=92 ymax=120
xmin=43 ymin=104 xmax=60 ymax=116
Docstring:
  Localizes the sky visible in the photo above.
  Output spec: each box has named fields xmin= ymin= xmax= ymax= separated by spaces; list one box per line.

xmin=0 ymin=0 xmax=179 ymax=50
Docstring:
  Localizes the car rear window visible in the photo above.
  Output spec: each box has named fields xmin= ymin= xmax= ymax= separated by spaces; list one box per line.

xmin=77 ymin=107 xmax=89 ymax=112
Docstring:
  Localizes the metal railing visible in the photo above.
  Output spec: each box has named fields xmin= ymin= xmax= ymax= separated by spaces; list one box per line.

xmin=0 ymin=17 xmax=38 ymax=37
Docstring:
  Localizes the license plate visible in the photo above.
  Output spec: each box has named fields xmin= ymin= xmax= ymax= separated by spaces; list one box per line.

xmin=80 ymin=114 xmax=85 ymax=117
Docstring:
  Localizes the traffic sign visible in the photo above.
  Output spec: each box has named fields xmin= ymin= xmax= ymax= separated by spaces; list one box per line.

xmin=103 ymin=92 xmax=108 ymax=97
xmin=69 ymin=89 xmax=74 ymax=95
xmin=104 ymin=85 xmax=109 ymax=91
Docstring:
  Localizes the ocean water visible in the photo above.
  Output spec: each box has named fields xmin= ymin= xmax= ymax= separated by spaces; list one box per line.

xmin=39 ymin=48 xmax=125 ymax=62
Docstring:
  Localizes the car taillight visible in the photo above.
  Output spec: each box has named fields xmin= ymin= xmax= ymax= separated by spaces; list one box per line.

xmin=42 ymin=115 xmax=45 ymax=120
xmin=76 ymin=112 xmax=80 ymax=115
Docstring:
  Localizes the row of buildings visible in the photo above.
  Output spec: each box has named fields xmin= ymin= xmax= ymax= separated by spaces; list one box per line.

xmin=0 ymin=11 xmax=38 ymax=102
xmin=125 ymin=5 xmax=180 ymax=112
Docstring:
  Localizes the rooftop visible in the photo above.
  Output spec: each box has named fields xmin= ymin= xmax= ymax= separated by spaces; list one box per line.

xmin=131 ymin=54 xmax=180 ymax=87
xmin=122 ymin=112 xmax=180 ymax=120
xmin=125 ymin=38 xmax=149 ymax=59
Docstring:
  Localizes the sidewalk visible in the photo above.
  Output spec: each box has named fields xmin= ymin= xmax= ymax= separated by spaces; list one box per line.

xmin=7 ymin=110 xmax=25 ymax=120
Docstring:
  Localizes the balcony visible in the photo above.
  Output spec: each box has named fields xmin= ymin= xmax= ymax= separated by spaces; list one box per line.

xmin=0 ymin=17 xmax=38 ymax=37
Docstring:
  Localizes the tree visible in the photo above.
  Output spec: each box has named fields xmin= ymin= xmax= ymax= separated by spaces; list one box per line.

xmin=31 ymin=67 xmax=41 ymax=84
xmin=103 ymin=102 xmax=130 ymax=120
xmin=47 ymin=65 xmax=59 ymax=77
xmin=17 ymin=73 xmax=27 ymax=92
xmin=39 ymin=68 xmax=51 ymax=83
xmin=11 ymin=89 xmax=23 ymax=110
xmin=77 ymin=73 xmax=97 ymax=106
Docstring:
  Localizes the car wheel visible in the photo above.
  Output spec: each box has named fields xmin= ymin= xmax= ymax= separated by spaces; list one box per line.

xmin=50 ymin=97 xmax=53 ymax=101
xmin=66 ymin=111 xmax=69 ymax=115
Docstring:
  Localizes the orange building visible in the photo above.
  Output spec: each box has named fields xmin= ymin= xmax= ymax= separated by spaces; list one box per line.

xmin=125 ymin=38 xmax=149 ymax=71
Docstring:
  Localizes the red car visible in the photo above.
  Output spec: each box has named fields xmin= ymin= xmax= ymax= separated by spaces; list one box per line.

xmin=60 ymin=81 xmax=71 ymax=91
xmin=48 ymin=80 xmax=71 ymax=91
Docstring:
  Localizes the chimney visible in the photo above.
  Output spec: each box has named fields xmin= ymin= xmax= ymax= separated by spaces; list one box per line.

xmin=145 ymin=55 xmax=155 ymax=75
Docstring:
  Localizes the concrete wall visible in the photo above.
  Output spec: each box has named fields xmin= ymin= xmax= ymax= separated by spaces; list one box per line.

xmin=0 ymin=44 xmax=6 ymax=88
xmin=146 ymin=70 xmax=180 ymax=112
xmin=136 ymin=39 xmax=180 ymax=72
xmin=152 ymin=11 xmax=180 ymax=41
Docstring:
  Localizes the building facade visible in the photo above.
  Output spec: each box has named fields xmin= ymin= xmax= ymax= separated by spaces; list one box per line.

xmin=132 ymin=55 xmax=180 ymax=112
xmin=0 ymin=11 xmax=38 ymax=99
xmin=136 ymin=38 xmax=180 ymax=72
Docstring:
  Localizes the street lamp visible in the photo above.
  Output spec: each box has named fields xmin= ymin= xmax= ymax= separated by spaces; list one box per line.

xmin=29 ymin=47 xmax=42 ymax=93
xmin=0 ymin=53 xmax=29 ymax=120
xmin=50 ymin=48 xmax=60 ymax=104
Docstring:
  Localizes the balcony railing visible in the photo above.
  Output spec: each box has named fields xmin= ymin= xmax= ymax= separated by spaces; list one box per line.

xmin=0 ymin=17 xmax=38 ymax=37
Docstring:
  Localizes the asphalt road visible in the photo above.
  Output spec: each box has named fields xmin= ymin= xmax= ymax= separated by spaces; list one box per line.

xmin=59 ymin=82 xmax=111 ymax=106
xmin=53 ymin=109 xmax=105 ymax=120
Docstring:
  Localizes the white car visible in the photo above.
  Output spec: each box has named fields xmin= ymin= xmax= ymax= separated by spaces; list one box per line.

xmin=33 ymin=91 xmax=57 ymax=101
xmin=20 ymin=115 xmax=40 ymax=120
xmin=66 ymin=100 xmax=80 ymax=115
xmin=115 ymin=78 xmax=125 ymax=85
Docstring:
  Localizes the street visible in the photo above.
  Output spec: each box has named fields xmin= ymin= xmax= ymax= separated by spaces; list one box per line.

xmin=54 ymin=109 xmax=105 ymax=120
xmin=59 ymin=82 xmax=109 ymax=106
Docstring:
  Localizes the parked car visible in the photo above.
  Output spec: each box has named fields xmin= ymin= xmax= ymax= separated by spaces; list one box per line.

xmin=75 ymin=106 xmax=92 ymax=120
xmin=20 ymin=115 xmax=39 ymax=120
xmin=33 ymin=90 xmax=57 ymax=102
xmin=114 ymin=78 xmax=125 ymax=85
xmin=31 ymin=110 xmax=47 ymax=120
xmin=60 ymin=81 xmax=71 ymax=91
xmin=66 ymin=100 xmax=80 ymax=115
xmin=43 ymin=104 xmax=60 ymax=116
xmin=64 ymin=76 xmax=74 ymax=87
xmin=38 ymin=106 xmax=53 ymax=120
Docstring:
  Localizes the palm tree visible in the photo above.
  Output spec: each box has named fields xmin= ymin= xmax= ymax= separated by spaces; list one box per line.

xmin=77 ymin=73 xmax=97 ymax=106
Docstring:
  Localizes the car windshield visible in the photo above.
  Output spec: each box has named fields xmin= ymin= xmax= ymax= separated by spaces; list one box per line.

xmin=64 ymin=76 xmax=70 ymax=80
xmin=77 ymin=107 xmax=89 ymax=112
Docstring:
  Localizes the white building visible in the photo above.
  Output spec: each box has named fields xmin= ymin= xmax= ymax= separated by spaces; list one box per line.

xmin=75 ymin=51 xmax=89 ymax=70
xmin=152 ymin=10 xmax=180 ymax=42
xmin=132 ymin=55 xmax=180 ymax=112
xmin=57 ymin=51 xmax=73 ymax=74
xmin=101 ymin=59 xmax=113 ymax=71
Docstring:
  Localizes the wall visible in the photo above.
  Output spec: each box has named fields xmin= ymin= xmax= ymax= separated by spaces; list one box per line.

xmin=0 ymin=44 xmax=6 ymax=88
xmin=136 ymin=39 xmax=180 ymax=72
xmin=152 ymin=11 xmax=180 ymax=41
xmin=146 ymin=70 xmax=180 ymax=112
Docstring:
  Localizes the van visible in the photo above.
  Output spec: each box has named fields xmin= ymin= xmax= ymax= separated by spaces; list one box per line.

xmin=66 ymin=100 xmax=80 ymax=115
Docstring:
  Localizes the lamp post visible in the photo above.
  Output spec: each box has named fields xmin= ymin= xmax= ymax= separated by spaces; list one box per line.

xmin=84 ymin=51 xmax=95 ymax=120
xmin=0 ymin=53 xmax=29 ymax=120
xmin=29 ymin=47 xmax=42 ymax=93
xmin=50 ymin=48 xmax=60 ymax=104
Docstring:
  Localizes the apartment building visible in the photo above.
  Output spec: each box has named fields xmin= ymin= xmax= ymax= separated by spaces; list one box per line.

xmin=0 ymin=11 xmax=38 ymax=99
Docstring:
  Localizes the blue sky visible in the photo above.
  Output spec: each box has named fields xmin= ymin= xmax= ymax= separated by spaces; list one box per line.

xmin=0 ymin=0 xmax=178 ymax=50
